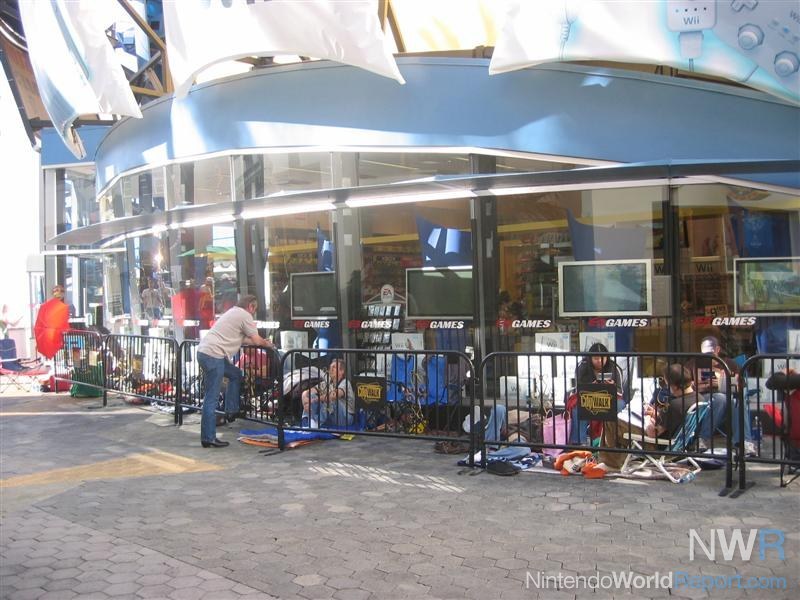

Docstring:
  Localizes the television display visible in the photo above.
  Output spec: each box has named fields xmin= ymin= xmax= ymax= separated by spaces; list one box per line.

xmin=405 ymin=267 xmax=473 ymax=319
xmin=290 ymin=272 xmax=337 ymax=319
xmin=734 ymin=257 xmax=800 ymax=316
xmin=558 ymin=259 xmax=652 ymax=317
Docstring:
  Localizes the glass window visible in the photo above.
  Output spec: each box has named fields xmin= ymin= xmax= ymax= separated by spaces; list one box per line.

xmin=676 ymin=184 xmax=800 ymax=357
xmin=494 ymin=155 xmax=578 ymax=174
xmin=167 ymin=156 xmax=232 ymax=207
xmin=108 ymin=168 xmax=169 ymax=219
xmin=241 ymin=210 xmax=334 ymax=348
xmin=357 ymin=198 xmax=473 ymax=351
xmin=496 ymin=186 xmax=664 ymax=353
xmin=233 ymin=152 xmax=333 ymax=200
xmin=358 ymin=152 xmax=469 ymax=185
xmin=62 ymin=165 xmax=99 ymax=228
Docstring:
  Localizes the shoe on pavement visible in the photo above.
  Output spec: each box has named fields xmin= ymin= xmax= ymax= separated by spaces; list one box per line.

xmin=743 ymin=441 xmax=758 ymax=457
xmin=201 ymin=438 xmax=229 ymax=448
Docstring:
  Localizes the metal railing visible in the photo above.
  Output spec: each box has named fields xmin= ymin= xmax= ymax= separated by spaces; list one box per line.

xmin=56 ymin=329 xmax=800 ymax=493
xmin=479 ymin=351 xmax=735 ymax=492
xmin=277 ymin=348 xmax=476 ymax=462
xmin=176 ymin=341 xmax=282 ymax=427
xmin=52 ymin=330 xmax=107 ymax=405
xmin=735 ymin=353 xmax=800 ymax=493
xmin=103 ymin=334 xmax=179 ymax=413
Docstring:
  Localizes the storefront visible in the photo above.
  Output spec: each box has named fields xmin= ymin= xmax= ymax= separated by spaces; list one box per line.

xmin=44 ymin=58 xmax=800 ymax=369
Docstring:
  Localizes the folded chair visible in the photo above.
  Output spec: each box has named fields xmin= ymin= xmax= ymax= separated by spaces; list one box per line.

xmin=620 ymin=401 xmax=709 ymax=483
xmin=0 ymin=338 xmax=50 ymax=393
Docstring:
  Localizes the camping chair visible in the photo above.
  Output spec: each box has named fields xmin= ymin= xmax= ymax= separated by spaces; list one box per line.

xmin=385 ymin=354 xmax=428 ymax=434
xmin=0 ymin=338 xmax=50 ymax=393
xmin=620 ymin=401 xmax=710 ymax=483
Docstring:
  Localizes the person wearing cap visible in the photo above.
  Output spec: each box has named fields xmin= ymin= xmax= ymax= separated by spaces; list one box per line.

xmin=690 ymin=336 xmax=755 ymax=455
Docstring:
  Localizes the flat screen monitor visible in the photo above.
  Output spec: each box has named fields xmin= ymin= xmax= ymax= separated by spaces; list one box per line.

xmin=290 ymin=272 xmax=337 ymax=319
xmin=734 ymin=257 xmax=800 ymax=316
xmin=405 ymin=266 xmax=473 ymax=319
xmin=558 ymin=259 xmax=652 ymax=317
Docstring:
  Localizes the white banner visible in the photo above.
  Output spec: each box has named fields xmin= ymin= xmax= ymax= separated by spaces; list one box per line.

xmin=163 ymin=0 xmax=405 ymax=98
xmin=490 ymin=0 xmax=800 ymax=104
xmin=19 ymin=0 xmax=142 ymax=158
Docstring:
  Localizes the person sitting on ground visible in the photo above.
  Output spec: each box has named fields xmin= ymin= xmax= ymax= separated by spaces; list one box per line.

xmin=569 ymin=342 xmax=623 ymax=445
xmin=463 ymin=404 xmax=507 ymax=447
xmin=644 ymin=364 xmax=697 ymax=440
xmin=687 ymin=335 xmax=755 ymax=455
xmin=766 ymin=367 xmax=800 ymax=465
xmin=300 ymin=358 xmax=355 ymax=429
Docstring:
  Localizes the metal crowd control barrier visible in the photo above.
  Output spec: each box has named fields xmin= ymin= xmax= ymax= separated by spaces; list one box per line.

xmin=103 ymin=334 xmax=179 ymax=414
xmin=480 ymin=351 xmax=735 ymax=493
xmin=53 ymin=330 xmax=107 ymax=405
xmin=175 ymin=341 xmax=282 ymax=427
xmin=278 ymin=348 xmax=476 ymax=463
xmin=735 ymin=353 xmax=800 ymax=494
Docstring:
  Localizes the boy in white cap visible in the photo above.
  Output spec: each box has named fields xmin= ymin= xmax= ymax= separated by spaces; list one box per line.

xmin=693 ymin=335 xmax=756 ymax=456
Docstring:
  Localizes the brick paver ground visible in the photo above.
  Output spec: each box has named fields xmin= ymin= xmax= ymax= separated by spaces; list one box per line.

xmin=1 ymin=392 xmax=797 ymax=599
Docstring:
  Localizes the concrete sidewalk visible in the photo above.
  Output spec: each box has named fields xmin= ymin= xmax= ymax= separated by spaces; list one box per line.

xmin=1 ymin=392 xmax=798 ymax=599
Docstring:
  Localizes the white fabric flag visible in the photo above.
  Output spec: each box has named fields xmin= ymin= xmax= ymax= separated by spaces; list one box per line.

xmin=163 ymin=0 xmax=404 ymax=99
xmin=19 ymin=0 xmax=142 ymax=158
xmin=489 ymin=0 xmax=799 ymax=105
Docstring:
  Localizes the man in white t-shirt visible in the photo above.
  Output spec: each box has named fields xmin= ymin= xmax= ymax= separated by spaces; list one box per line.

xmin=197 ymin=294 xmax=273 ymax=448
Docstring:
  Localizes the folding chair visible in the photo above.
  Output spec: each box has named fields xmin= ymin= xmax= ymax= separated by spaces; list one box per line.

xmin=0 ymin=338 xmax=50 ymax=393
xmin=620 ymin=401 xmax=709 ymax=483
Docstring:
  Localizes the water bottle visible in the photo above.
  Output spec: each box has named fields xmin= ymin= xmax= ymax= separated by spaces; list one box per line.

xmin=751 ymin=414 xmax=762 ymax=442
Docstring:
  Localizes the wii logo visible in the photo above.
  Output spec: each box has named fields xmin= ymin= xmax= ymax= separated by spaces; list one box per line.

xmin=667 ymin=1 xmax=716 ymax=30
xmin=689 ymin=529 xmax=785 ymax=562
xmin=667 ymin=1 xmax=717 ymax=61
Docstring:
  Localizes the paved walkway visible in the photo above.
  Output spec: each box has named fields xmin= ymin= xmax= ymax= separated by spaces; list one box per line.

xmin=1 ymin=393 xmax=797 ymax=599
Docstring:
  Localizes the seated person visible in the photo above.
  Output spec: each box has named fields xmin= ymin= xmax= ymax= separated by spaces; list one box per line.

xmin=598 ymin=364 xmax=700 ymax=469
xmin=687 ymin=336 xmax=755 ymax=455
xmin=644 ymin=364 xmax=697 ymax=440
xmin=463 ymin=404 xmax=507 ymax=445
xmin=765 ymin=367 xmax=800 ymax=392
xmin=569 ymin=342 xmax=623 ymax=445
xmin=766 ymin=367 xmax=800 ymax=463
xmin=300 ymin=358 xmax=354 ymax=429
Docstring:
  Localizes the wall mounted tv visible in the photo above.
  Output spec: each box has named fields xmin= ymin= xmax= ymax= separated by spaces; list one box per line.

xmin=405 ymin=266 xmax=474 ymax=319
xmin=558 ymin=259 xmax=652 ymax=317
xmin=290 ymin=271 xmax=338 ymax=319
xmin=734 ymin=257 xmax=800 ymax=316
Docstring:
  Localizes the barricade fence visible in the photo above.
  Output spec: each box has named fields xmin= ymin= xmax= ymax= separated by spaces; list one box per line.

xmin=103 ymin=334 xmax=179 ymax=415
xmin=480 ymin=351 xmax=735 ymax=491
xmin=55 ymin=330 xmax=799 ymax=493
xmin=176 ymin=341 xmax=283 ymax=427
xmin=278 ymin=349 xmax=476 ymax=460
xmin=53 ymin=330 xmax=107 ymax=404
xmin=737 ymin=353 xmax=800 ymax=492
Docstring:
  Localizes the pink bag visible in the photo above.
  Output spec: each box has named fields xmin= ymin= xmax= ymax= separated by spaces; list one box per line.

xmin=541 ymin=410 xmax=571 ymax=457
